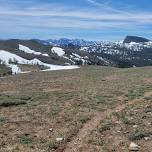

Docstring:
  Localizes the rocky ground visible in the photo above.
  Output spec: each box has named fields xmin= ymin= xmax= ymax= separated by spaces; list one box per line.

xmin=0 ymin=66 xmax=152 ymax=152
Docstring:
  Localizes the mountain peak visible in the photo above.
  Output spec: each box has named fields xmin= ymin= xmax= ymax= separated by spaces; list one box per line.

xmin=123 ymin=36 xmax=150 ymax=43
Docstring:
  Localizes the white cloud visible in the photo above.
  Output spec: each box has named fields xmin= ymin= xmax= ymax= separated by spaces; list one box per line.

xmin=86 ymin=0 xmax=131 ymax=14
xmin=0 ymin=1 xmax=152 ymax=40
xmin=1 ymin=6 xmax=152 ymax=27
xmin=87 ymin=0 xmax=105 ymax=7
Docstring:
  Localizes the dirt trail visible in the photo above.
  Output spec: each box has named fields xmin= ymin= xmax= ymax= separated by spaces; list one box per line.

xmin=63 ymin=106 xmax=125 ymax=152
xmin=62 ymin=91 xmax=152 ymax=152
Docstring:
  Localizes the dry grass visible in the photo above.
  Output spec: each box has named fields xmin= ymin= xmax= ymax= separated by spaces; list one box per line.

xmin=18 ymin=64 xmax=48 ymax=72
xmin=0 ymin=64 xmax=12 ymax=77
xmin=0 ymin=66 xmax=152 ymax=152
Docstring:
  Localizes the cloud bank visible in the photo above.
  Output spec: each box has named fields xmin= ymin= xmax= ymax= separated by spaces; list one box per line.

xmin=0 ymin=0 xmax=152 ymax=40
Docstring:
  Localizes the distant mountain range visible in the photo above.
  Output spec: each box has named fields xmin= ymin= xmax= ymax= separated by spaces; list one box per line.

xmin=0 ymin=36 xmax=152 ymax=74
xmin=35 ymin=36 xmax=151 ymax=47
xmin=34 ymin=38 xmax=97 ymax=47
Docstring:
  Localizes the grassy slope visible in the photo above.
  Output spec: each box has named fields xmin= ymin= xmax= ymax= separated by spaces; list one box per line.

xmin=0 ymin=39 xmax=72 ymax=65
xmin=18 ymin=64 xmax=48 ymax=72
xmin=0 ymin=64 xmax=12 ymax=77
xmin=0 ymin=66 xmax=152 ymax=152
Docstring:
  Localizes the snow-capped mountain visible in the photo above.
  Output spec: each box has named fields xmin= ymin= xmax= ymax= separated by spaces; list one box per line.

xmin=80 ymin=36 xmax=152 ymax=67
xmin=46 ymin=38 xmax=97 ymax=46
xmin=0 ymin=36 xmax=152 ymax=75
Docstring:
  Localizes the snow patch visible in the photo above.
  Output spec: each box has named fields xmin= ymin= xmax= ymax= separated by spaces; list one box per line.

xmin=97 ymin=56 xmax=109 ymax=64
xmin=80 ymin=47 xmax=89 ymax=51
xmin=0 ymin=50 xmax=79 ymax=74
xmin=72 ymin=53 xmax=81 ymax=58
xmin=63 ymin=56 xmax=75 ymax=64
xmin=71 ymin=53 xmax=87 ymax=65
xmin=8 ymin=64 xmax=21 ymax=74
xmin=42 ymin=53 xmax=49 ymax=57
xmin=42 ymin=65 xmax=79 ymax=71
xmin=51 ymin=47 xmax=65 ymax=56
xmin=0 ymin=50 xmax=29 ymax=64
xmin=19 ymin=44 xmax=49 ymax=57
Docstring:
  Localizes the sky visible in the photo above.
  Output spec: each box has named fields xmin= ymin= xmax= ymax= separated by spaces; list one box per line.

xmin=0 ymin=0 xmax=152 ymax=41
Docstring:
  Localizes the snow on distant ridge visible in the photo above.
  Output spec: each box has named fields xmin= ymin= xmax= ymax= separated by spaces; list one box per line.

xmin=19 ymin=44 xmax=49 ymax=57
xmin=51 ymin=47 xmax=65 ymax=56
xmin=0 ymin=50 xmax=79 ymax=74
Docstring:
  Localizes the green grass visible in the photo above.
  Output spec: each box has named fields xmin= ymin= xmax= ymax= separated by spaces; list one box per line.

xmin=0 ymin=94 xmax=31 ymax=107
xmin=126 ymin=89 xmax=145 ymax=100
xmin=0 ymin=116 xmax=7 ymax=124
xmin=20 ymin=135 xmax=33 ymax=145
xmin=0 ymin=64 xmax=12 ymax=77
xmin=98 ymin=121 xmax=112 ymax=133
xmin=129 ymin=130 xmax=151 ymax=141
xmin=113 ymin=111 xmax=135 ymax=125
xmin=48 ymin=140 xmax=58 ymax=150
xmin=95 ymin=95 xmax=113 ymax=105
xmin=0 ymin=101 xmax=27 ymax=107
xmin=79 ymin=115 xmax=91 ymax=124
xmin=48 ymin=105 xmax=61 ymax=118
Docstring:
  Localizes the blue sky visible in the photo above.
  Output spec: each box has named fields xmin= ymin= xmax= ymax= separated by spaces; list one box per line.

xmin=0 ymin=0 xmax=152 ymax=41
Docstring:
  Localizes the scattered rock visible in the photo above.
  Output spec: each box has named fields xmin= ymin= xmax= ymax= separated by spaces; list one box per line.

xmin=124 ymin=131 xmax=130 ymax=134
xmin=49 ymin=128 xmax=53 ymax=132
xmin=101 ymin=79 xmax=106 ymax=81
xmin=130 ymin=117 xmax=134 ymax=120
xmin=116 ymin=121 xmax=121 ymax=124
xmin=133 ymin=125 xmax=138 ymax=128
xmin=56 ymin=138 xmax=63 ymax=142
xmin=144 ymin=137 xmax=151 ymax=141
xmin=129 ymin=142 xmax=140 ymax=151
xmin=148 ymin=123 xmax=151 ymax=125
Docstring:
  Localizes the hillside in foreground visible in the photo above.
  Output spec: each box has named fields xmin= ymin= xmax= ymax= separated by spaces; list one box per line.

xmin=0 ymin=66 xmax=152 ymax=152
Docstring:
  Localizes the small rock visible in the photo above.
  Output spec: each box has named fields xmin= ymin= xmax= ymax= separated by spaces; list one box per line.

xmin=124 ymin=131 xmax=130 ymax=134
xmin=144 ymin=137 xmax=150 ymax=141
xmin=129 ymin=142 xmax=140 ymax=151
xmin=133 ymin=125 xmax=138 ymax=128
xmin=56 ymin=138 xmax=63 ymax=142
xmin=116 ymin=121 xmax=121 ymax=124
xmin=130 ymin=117 xmax=134 ymax=120
xmin=148 ymin=123 xmax=151 ymax=125
xmin=49 ymin=128 xmax=53 ymax=132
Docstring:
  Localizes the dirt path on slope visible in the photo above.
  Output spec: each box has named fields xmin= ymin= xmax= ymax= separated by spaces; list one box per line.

xmin=60 ymin=91 xmax=152 ymax=152
xmin=62 ymin=105 xmax=125 ymax=152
